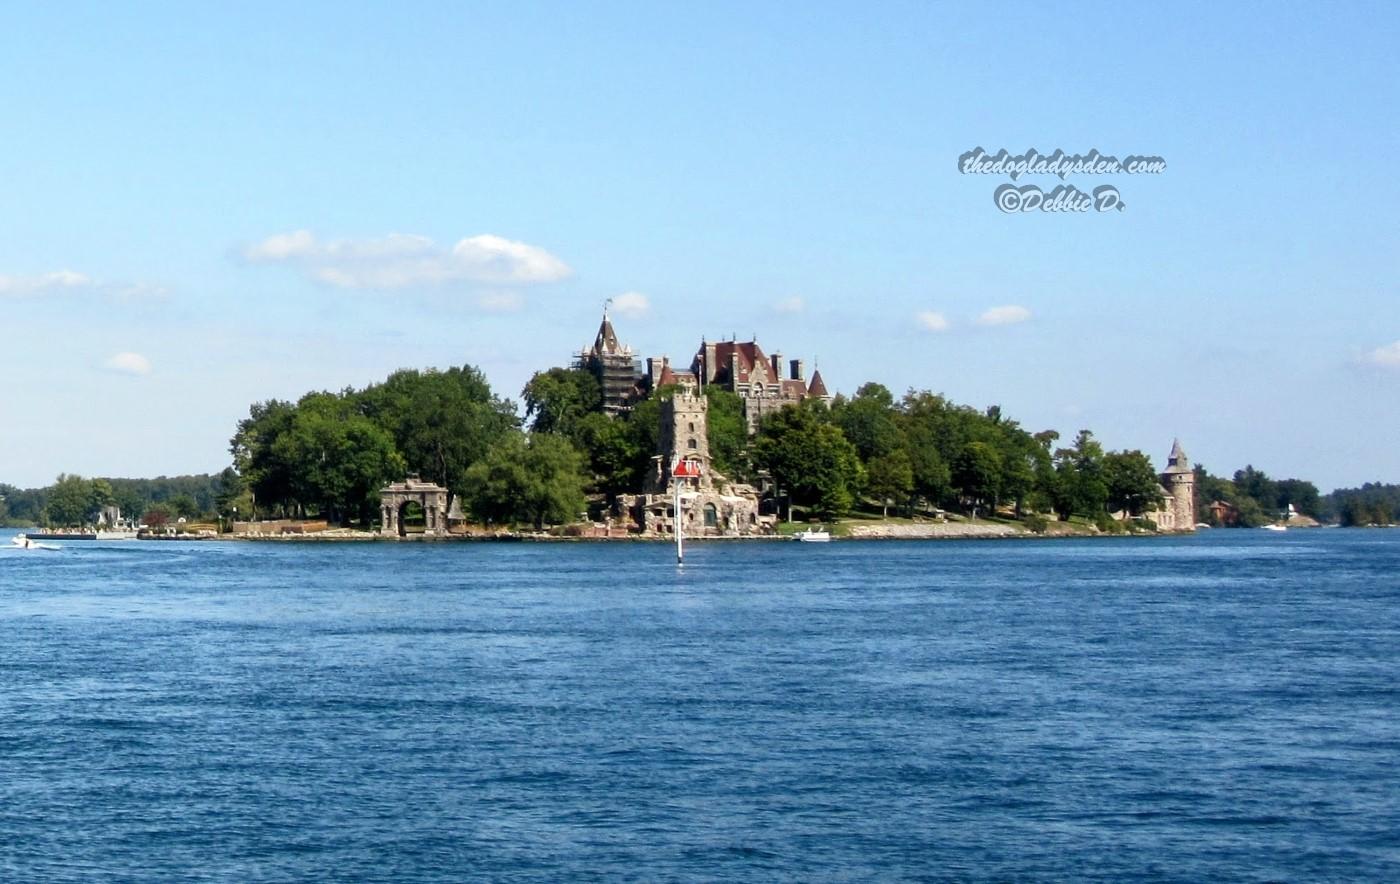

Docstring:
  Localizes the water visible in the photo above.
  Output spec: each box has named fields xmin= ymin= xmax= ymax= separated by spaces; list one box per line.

xmin=1 ymin=529 xmax=1397 ymax=881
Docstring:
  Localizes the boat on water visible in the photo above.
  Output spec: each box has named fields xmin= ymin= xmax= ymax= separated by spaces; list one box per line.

xmin=10 ymin=534 xmax=61 ymax=551
xmin=794 ymin=527 xmax=832 ymax=543
xmin=1261 ymin=524 xmax=1287 ymax=532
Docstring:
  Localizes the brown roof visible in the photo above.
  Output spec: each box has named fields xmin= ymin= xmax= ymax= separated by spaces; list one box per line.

xmin=807 ymin=369 xmax=829 ymax=398
xmin=700 ymin=340 xmax=770 ymax=385
xmin=592 ymin=313 xmax=621 ymax=355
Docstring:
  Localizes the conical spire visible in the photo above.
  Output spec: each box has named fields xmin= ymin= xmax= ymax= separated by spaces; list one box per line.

xmin=1164 ymin=438 xmax=1191 ymax=473
xmin=593 ymin=309 xmax=620 ymax=355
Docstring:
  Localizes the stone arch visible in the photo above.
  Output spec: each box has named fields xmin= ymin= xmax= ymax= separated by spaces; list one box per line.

xmin=379 ymin=477 xmax=450 ymax=538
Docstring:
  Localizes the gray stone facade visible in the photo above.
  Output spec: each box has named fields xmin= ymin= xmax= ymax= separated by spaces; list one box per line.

xmin=617 ymin=388 xmax=772 ymax=536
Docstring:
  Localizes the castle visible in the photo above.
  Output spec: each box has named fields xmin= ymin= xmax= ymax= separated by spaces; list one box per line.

xmin=614 ymin=386 xmax=771 ymax=536
xmin=577 ymin=308 xmax=831 ymax=432
xmin=645 ymin=338 xmax=830 ymax=432
xmin=576 ymin=308 xmax=643 ymax=416
xmin=1144 ymin=439 xmax=1196 ymax=531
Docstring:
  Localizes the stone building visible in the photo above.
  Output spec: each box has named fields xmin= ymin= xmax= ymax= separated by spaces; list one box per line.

xmin=576 ymin=308 xmax=642 ymax=416
xmin=616 ymin=387 xmax=771 ymax=536
xmin=644 ymin=338 xmax=831 ymax=433
xmin=378 ymin=476 xmax=450 ymax=538
xmin=1145 ymin=439 xmax=1196 ymax=531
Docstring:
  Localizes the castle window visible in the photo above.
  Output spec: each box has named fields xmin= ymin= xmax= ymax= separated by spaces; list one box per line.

xmin=704 ymin=504 xmax=718 ymax=528
xmin=688 ymin=422 xmax=695 ymax=432
xmin=688 ymin=438 xmax=697 ymax=449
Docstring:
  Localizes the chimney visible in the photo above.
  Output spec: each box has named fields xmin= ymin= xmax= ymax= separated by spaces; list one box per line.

xmin=646 ymin=357 xmax=663 ymax=389
xmin=771 ymin=352 xmax=782 ymax=378
xmin=704 ymin=342 xmax=718 ymax=383
xmin=790 ymin=359 xmax=804 ymax=381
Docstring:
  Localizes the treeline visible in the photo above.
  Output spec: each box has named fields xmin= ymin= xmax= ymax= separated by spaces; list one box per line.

xmin=1327 ymin=483 xmax=1400 ymax=526
xmin=0 ymin=474 xmax=227 ymax=528
xmin=1193 ymin=465 xmax=1323 ymax=527
xmin=16 ymin=360 xmax=1386 ymax=533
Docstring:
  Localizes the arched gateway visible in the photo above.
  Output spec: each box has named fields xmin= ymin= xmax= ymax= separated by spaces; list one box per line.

xmin=379 ymin=476 xmax=449 ymax=538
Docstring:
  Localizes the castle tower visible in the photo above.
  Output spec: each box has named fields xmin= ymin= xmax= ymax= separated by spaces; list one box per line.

xmin=645 ymin=388 xmax=711 ymax=494
xmin=576 ymin=307 xmax=642 ymax=416
xmin=1161 ymin=438 xmax=1196 ymax=531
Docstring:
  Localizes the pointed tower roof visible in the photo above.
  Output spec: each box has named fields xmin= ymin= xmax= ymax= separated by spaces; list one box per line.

xmin=1164 ymin=438 xmax=1191 ymax=474
xmin=593 ymin=310 xmax=621 ymax=355
xmin=807 ymin=369 xmax=829 ymax=398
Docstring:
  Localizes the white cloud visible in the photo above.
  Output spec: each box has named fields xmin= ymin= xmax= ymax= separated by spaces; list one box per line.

xmin=774 ymin=296 xmax=805 ymax=315
xmin=243 ymin=230 xmax=571 ymax=289
xmin=611 ymin=291 xmax=650 ymax=318
xmin=0 ymin=270 xmax=94 ymax=297
xmin=917 ymin=310 xmax=950 ymax=332
xmin=105 ymin=352 xmax=152 ymax=376
xmin=975 ymin=304 xmax=1032 ymax=326
xmin=1362 ymin=340 xmax=1400 ymax=368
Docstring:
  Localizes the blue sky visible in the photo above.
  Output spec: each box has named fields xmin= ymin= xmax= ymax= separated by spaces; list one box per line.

xmin=2 ymin=1 xmax=1397 ymax=491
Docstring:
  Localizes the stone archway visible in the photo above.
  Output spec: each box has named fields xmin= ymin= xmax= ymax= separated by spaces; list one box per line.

xmin=379 ymin=477 xmax=449 ymax=538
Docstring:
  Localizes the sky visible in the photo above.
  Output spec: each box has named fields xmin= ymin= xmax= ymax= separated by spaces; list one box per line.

xmin=1 ymin=1 xmax=1397 ymax=492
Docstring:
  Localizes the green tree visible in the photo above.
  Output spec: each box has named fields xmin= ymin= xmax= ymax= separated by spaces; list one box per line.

xmin=46 ymin=474 xmax=91 ymax=527
xmin=1053 ymin=430 xmax=1108 ymax=518
xmin=358 ymin=365 xmax=517 ymax=500
xmin=865 ymin=449 xmax=914 ymax=517
xmin=167 ymin=494 xmax=202 ymax=520
xmin=463 ymin=432 xmax=588 ymax=529
xmin=230 ymin=399 xmax=299 ymax=519
xmin=521 ymin=367 xmax=601 ymax=437
xmin=574 ymin=411 xmax=641 ymax=499
xmin=272 ymin=393 xmax=406 ymax=524
xmin=1103 ymin=450 xmax=1164 ymax=516
xmin=754 ymin=403 xmax=864 ymax=518
xmin=953 ymin=441 xmax=1003 ymax=515
xmin=832 ymin=383 xmax=902 ymax=463
xmin=704 ymin=386 xmax=748 ymax=477
xmin=1276 ymin=478 xmax=1320 ymax=518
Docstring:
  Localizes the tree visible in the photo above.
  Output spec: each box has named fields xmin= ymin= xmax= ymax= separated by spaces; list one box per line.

xmin=953 ymin=441 xmax=1003 ymax=515
xmin=753 ymin=403 xmax=864 ymax=518
xmin=230 ymin=399 xmax=299 ymax=519
xmin=521 ymin=367 xmax=601 ymax=437
xmin=463 ymin=432 xmax=588 ymax=529
xmin=865 ymin=449 xmax=914 ymax=516
xmin=704 ymin=386 xmax=748 ymax=477
xmin=1103 ymin=450 xmax=1164 ymax=516
xmin=574 ymin=411 xmax=641 ymax=499
xmin=143 ymin=503 xmax=172 ymax=530
xmin=272 ymin=393 xmax=405 ymax=524
xmin=358 ymin=365 xmax=517 ymax=498
xmin=167 ymin=494 xmax=202 ymax=520
xmin=832 ymin=383 xmax=902 ymax=463
xmin=46 ymin=474 xmax=91 ymax=527
xmin=1276 ymin=478 xmax=1320 ymax=518
xmin=1053 ymin=430 xmax=1108 ymax=518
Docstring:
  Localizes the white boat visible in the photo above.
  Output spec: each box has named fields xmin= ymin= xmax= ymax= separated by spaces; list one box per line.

xmin=10 ymin=533 xmax=61 ymax=551
xmin=1261 ymin=524 xmax=1287 ymax=532
xmin=794 ymin=527 xmax=832 ymax=543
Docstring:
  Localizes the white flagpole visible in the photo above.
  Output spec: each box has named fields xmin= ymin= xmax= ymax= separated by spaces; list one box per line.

xmin=675 ymin=473 xmax=684 ymax=565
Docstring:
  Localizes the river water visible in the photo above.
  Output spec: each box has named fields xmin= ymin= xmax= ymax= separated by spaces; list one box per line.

xmin=1 ymin=528 xmax=1397 ymax=881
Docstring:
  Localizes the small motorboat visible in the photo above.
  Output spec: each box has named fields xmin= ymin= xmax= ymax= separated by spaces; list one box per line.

xmin=1261 ymin=524 xmax=1287 ymax=532
xmin=10 ymin=533 xmax=61 ymax=551
xmin=794 ymin=527 xmax=832 ymax=543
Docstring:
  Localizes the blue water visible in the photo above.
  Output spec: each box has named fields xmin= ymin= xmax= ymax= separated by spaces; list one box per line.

xmin=1 ymin=529 xmax=1397 ymax=881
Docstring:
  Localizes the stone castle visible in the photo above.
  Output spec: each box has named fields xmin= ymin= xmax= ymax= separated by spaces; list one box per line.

xmin=576 ymin=309 xmax=831 ymax=431
xmin=1144 ymin=439 xmax=1196 ymax=531
xmin=614 ymin=386 xmax=772 ymax=536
